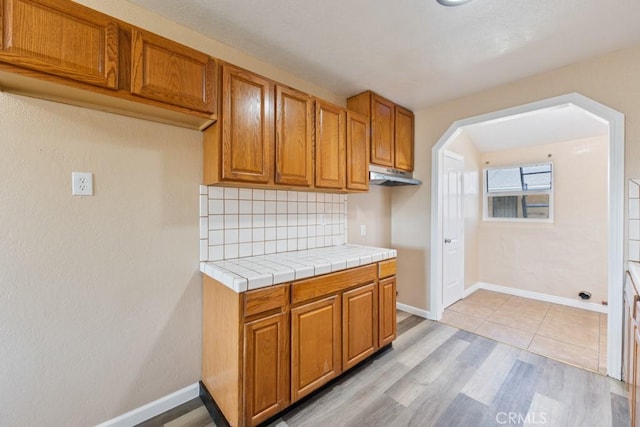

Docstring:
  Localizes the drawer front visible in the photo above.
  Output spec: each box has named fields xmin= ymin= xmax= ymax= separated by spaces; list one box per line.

xmin=378 ymin=258 xmax=397 ymax=279
xmin=292 ymin=264 xmax=377 ymax=305
xmin=244 ymin=283 xmax=288 ymax=318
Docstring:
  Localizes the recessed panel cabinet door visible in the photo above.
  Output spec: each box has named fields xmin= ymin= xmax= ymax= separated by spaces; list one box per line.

xmin=342 ymin=283 xmax=377 ymax=370
xmin=221 ymin=64 xmax=273 ymax=183
xmin=379 ymin=277 xmax=397 ymax=347
xmin=370 ymin=94 xmax=395 ymax=167
xmin=244 ymin=312 xmax=289 ymax=427
xmin=315 ymin=100 xmax=345 ymax=189
xmin=275 ymin=85 xmax=313 ymax=187
xmin=395 ymin=105 xmax=414 ymax=171
xmin=346 ymin=111 xmax=369 ymax=191
xmin=0 ymin=0 xmax=118 ymax=88
xmin=291 ymin=295 xmax=341 ymax=402
xmin=131 ymin=29 xmax=216 ymax=113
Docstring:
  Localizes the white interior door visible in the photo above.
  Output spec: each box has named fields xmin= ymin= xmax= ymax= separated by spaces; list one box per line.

xmin=442 ymin=151 xmax=464 ymax=308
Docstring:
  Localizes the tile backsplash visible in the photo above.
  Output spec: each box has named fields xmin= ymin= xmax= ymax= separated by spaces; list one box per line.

xmin=199 ymin=186 xmax=348 ymax=261
xmin=630 ymin=179 xmax=640 ymax=261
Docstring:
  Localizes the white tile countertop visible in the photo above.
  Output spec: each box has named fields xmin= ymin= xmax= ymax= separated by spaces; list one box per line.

xmin=200 ymin=244 xmax=397 ymax=293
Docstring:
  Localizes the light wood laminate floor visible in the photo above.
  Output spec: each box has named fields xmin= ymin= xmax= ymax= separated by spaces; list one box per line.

xmin=139 ymin=310 xmax=627 ymax=427
xmin=442 ymin=290 xmax=608 ymax=374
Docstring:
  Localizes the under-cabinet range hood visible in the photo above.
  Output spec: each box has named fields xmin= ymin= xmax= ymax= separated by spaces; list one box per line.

xmin=369 ymin=165 xmax=422 ymax=186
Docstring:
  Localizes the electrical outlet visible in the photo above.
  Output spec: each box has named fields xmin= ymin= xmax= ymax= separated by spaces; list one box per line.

xmin=72 ymin=172 xmax=93 ymax=196
xmin=360 ymin=224 xmax=367 ymax=236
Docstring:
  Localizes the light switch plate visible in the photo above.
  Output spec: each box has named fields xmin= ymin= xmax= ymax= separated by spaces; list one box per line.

xmin=72 ymin=172 xmax=93 ymax=196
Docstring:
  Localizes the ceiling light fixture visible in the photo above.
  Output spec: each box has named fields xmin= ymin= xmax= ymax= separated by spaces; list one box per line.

xmin=436 ymin=0 xmax=473 ymax=6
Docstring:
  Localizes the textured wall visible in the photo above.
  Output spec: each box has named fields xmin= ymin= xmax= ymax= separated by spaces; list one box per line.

xmin=0 ymin=1 xmax=350 ymax=425
xmin=478 ymin=136 xmax=608 ymax=302
xmin=0 ymin=93 xmax=203 ymax=425
xmin=393 ymin=43 xmax=640 ymax=311
xmin=347 ymin=185 xmax=392 ymax=248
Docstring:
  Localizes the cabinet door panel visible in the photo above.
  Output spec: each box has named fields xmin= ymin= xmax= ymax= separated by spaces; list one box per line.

xmin=275 ymin=85 xmax=313 ymax=186
xmin=291 ymin=295 xmax=341 ymax=402
xmin=343 ymin=283 xmax=377 ymax=370
xmin=346 ymin=111 xmax=369 ymax=191
xmin=221 ymin=64 xmax=273 ymax=183
xmin=131 ymin=29 xmax=215 ymax=113
xmin=370 ymin=94 xmax=394 ymax=167
xmin=395 ymin=106 xmax=414 ymax=171
xmin=0 ymin=0 xmax=118 ymax=88
xmin=315 ymin=100 xmax=345 ymax=189
xmin=244 ymin=312 xmax=289 ymax=426
xmin=379 ymin=277 xmax=397 ymax=347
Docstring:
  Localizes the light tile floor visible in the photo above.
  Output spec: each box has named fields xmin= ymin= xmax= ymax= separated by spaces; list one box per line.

xmin=441 ymin=289 xmax=608 ymax=374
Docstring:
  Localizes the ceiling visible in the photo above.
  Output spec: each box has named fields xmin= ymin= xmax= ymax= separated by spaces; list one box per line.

xmin=461 ymin=104 xmax=609 ymax=152
xmin=128 ymin=0 xmax=640 ymax=110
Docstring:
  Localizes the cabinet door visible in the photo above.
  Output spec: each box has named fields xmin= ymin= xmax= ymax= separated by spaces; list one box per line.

xmin=379 ymin=277 xmax=397 ymax=347
xmin=131 ymin=29 xmax=216 ymax=113
xmin=275 ymin=85 xmax=313 ymax=186
xmin=221 ymin=64 xmax=273 ymax=183
xmin=395 ymin=106 xmax=414 ymax=171
xmin=346 ymin=111 xmax=369 ymax=191
xmin=315 ymin=100 xmax=345 ymax=189
xmin=342 ymin=283 xmax=378 ymax=370
xmin=370 ymin=94 xmax=395 ymax=167
xmin=244 ymin=312 xmax=289 ymax=426
xmin=0 ymin=0 xmax=118 ymax=89
xmin=291 ymin=295 xmax=341 ymax=402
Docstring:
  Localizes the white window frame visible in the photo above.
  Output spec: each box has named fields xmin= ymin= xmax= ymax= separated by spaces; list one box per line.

xmin=482 ymin=161 xmax=554 ymax=223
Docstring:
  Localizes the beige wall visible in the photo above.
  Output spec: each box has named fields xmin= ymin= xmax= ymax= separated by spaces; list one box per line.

xmin=0 ymin=93 xmax=203 ymax=426
xmin=0 ymin=1 xmax=351 ymax=425
xmin=393 ymin=43 xmax=640 ymax=311
xmin=446 ymin=131 xmax=481 ymax=288
xmin=478 ymin=136 xmax=608 ymax=302
xmin=347 ymin=186 xmax=392 ymax=247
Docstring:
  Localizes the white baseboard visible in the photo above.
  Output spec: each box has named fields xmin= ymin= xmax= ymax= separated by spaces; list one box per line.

xmin=463 ymin=283 xmax=481 ymax=298
xmin=95 ymin=382 xmax=200 ymax=427
xmin=467 ymin=282 xmax=608 ymax=314
xmin=397 ymin=302 xmax=433 ymax=320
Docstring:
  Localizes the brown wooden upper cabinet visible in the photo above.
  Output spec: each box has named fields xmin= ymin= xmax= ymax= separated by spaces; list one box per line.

xmin=204 ymin=63 xmax=274 ymax=185
xmin=0 ymin=0 xmax=119 ymax=89
xmin=346 ymin=111 xmax=370 ymax=191
xmin=275 ymin=85 xmax=313 ymax=187
xmin=395 ymin=105 xmax=415 ymax=171
xmin=347 ymin=90 xmax=415 ymax=172
xmin=315 ymin=100 xmax=346 ymax=190
xmin=130 ymin=29 xmax=216 ymax=113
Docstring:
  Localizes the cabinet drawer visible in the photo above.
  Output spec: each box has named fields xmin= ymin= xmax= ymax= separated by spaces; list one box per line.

xmin=244 ymin=284 xmax=288 ymax=318
xmin=378 ymin=259 xmax=397 ymax=279
xmin=292 ymin=264 xmax=377 ymax=305
xmin=0 ymin=0 xmax=119 ymax=89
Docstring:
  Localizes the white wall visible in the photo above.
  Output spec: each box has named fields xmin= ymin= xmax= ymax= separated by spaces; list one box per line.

xmin=478 ymin=136 xmax=609 ymax=302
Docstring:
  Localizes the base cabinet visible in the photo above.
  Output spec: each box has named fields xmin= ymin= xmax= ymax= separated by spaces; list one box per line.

xmin=202 ymin=260 xmax=397 ymax=427
xmin=244 ymin=312 xmax=289 ymax=426
xmin=342 ymin=283 xmax=378 ymax=370
xmin=379 ymin=277 xmax=397 ymax=347
xmin=291 ymin=295 xmax=342 ymax=402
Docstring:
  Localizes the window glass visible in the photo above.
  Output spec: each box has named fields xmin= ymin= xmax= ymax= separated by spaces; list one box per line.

xmin=484 ymin=163 xmax=552 ymax=221
xmin=486 ymin=163 xmax=552 ymax=193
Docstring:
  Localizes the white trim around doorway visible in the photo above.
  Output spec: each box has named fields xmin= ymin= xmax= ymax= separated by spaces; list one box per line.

xmin=429 ymin=92 xmax=624 ymax=379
